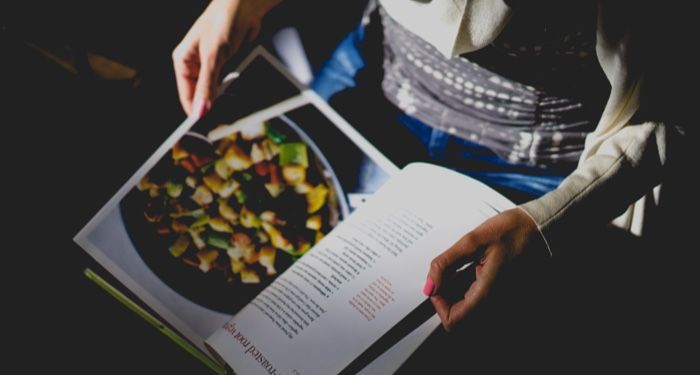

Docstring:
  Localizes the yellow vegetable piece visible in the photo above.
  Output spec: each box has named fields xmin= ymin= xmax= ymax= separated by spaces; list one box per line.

xmin=306 ymin=184 xmax=329 ymax=214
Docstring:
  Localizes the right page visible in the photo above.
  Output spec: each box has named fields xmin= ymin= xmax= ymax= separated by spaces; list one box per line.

xmin=206 ymin=163 xmax=514 ymax=375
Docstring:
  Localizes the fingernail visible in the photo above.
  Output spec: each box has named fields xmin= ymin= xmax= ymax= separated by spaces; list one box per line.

xmin=423 ymin=277 xmax=435 ymax=296
xmin=194 ymin=99 xmax=211 ymax=119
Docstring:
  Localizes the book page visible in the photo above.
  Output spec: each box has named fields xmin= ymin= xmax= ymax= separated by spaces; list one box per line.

xmin=206 ymin=163 xmax=513 ymax=375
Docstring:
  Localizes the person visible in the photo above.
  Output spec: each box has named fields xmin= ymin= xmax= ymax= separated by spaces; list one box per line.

xmin=173 ymin=0 xmax=686 ymax=366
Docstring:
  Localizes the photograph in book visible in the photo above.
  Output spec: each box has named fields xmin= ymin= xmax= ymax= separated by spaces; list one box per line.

xmin=74 ymin=47 xmax=396 ymax=353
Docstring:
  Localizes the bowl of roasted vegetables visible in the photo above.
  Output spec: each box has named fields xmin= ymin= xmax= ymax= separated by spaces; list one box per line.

xmin=120 ymin=116 xmax=348 ymax=314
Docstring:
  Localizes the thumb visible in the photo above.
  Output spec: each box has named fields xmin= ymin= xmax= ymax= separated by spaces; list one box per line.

xmin=192 ymin=50 xmax=221 ymax=117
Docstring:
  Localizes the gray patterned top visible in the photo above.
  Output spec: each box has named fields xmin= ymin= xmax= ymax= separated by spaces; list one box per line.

xmin=379 ymin=4 xmax=610 ymax=168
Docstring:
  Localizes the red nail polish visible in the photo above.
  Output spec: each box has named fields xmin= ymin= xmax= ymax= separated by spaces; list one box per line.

xmin=193 ymin=99 xmax=211 ymax=119
xmin=423 ymin=277 xmax=435 ymax=296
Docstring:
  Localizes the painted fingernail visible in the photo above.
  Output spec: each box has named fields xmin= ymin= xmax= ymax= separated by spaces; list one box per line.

xmin=423 ymin=277 xmax=435 ymax=296
xmin=194 ymin=99 xmax=211 ymax=119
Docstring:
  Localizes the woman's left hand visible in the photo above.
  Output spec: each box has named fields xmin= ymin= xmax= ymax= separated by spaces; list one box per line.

xmin=423 ymin=208 xmax=542 ymax=331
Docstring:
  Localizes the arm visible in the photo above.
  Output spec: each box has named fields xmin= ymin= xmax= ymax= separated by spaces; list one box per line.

xmin=425 ymin=0 xmax=685 ymax=330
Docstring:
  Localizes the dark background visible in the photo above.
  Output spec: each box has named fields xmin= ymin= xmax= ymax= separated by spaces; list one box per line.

xmin=3 ymin=1 xmax=698 ymax=373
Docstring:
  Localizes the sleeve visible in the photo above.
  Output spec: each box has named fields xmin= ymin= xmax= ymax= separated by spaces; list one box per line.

xmin=517 ymin=0 xmax=688 ymax=256
xmin=519 ymin=120 xmax=676 ymax=255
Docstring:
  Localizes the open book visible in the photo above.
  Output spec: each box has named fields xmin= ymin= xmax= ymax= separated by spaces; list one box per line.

xmin=75 ymin=47 xmax=514 ymax=374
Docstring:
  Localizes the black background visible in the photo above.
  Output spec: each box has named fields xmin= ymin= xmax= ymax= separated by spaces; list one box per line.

xmin=3 ymin=1 xmax=698 ymax=373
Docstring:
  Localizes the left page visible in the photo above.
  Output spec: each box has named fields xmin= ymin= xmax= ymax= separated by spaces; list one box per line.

xmin=74 ymin=47 xmax=397 ymax=354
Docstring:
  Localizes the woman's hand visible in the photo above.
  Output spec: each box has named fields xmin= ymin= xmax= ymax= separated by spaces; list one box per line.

xmin=423 ymin=208 xmax=542 ymax=331
xmin=173 ymin=0 xmax=281 ymax=116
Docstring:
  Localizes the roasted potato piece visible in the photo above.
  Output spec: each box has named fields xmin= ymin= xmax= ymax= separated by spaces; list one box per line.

xmin=196 ymin=249 xmax=219 ymax=273
xmin=240 ymin=268 xmax=261 ymax=284
xmin=259 ymin=246 xmax=277 ymax=275
xmin=191 ymin=185 xmax=213 ymax=206
xmin=306 ymin=184 xmax=329 ymax=213
xmin=261 ymin=222 xmax=293 ymax=252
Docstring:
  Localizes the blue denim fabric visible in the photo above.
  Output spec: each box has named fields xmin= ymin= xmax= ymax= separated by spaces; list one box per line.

xmin=311 ymin=25 xmax=566 ymax=198
xmin=311 ymin=24 xmax=366 ymax=101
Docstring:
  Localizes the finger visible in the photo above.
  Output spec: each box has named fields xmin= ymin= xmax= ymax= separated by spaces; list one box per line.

xmin=173 ymin=49 xmax=200 ymax=115
xmin=447 ymin=247 xmax=505 ymax=330
xmin=427 ymin=231 xmax=483 ymax=295
xmin=431 ymin=295 xmax=465 ymax=332
xmin=192 ymin=46 xmax=222 ymax=116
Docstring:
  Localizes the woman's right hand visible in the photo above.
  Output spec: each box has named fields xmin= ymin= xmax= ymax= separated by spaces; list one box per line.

xmin=173 ymin=0 xmax=282 ymax=117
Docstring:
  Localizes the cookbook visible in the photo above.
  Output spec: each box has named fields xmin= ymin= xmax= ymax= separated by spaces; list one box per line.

xmin=75 ymin=47 xmax=514 ymax=374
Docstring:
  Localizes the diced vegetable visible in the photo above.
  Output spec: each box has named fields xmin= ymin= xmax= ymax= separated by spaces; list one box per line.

xmin=290 ymin=241 xmax=312 ymax=257
xmin=236 ymin=121 xmax=267 ymax=141
xmin=294 ymin=182 xmax=313 ymax=194
xmin=137 ymin=176 xmax=155 ymax=192
xmin=148 ymin=186 xmax=160 ymax=198
xmin=282 ymin=165 xmax=307 ymax=186
xmin=180 ymin=159 xmax=196 ymax=174
xmin=260 ymin=211 xmax=275 ymax=223
xmin=243 ymin=248 xmax=259 ymax=264
xmin=260 ymin=211 xmax=285 ymax=225
xmin=209 ymin=217 xmax=233 ymax=233
xmin=215 ymin=158 xmax=234 ymax=180
xmin=218 ymin=179 xmax=240 ymax=199
xmin=207 ymin=235 xmax=230 ymax=250
xmin=233 ymin=190 xmax=247 ymax=204
xmin=256 ymin=230 xmax=269 ymax=244
xmin=172 ymin=142 xmax=189 ymax=161
xmin=306 ymin=184 xmax=329 ymax=213
xmin=254 ymin=162 xmax=270 ymax=177
xmin=230 ymin=257 xmax=244 ymax=274
xmin=191 ymin=185 xmax=213 ymax=206
xmin=166 ymin=181 xmax=183 ymax=198
xmin=143 ymin=211 xmax=162 ymax=223
xmin=196 ymin=249 xmax=219 ymax=273
xmin=224 ymin=144 xmax=253 ymax=171
xmin=203 ymin=173 xmax=224 ymax=193
xmin=265 ymin=124 xmax=287 ymax=144
xmin=315 ymin=231 xmax=325 ymax=244
xmin=215 ymin=137 xmax=233 ymax=156
xmin=264 ymin=183 xmax=284 ymax=198
xmin=190 ymin=214 xmax=210 ymax=229
xmin=190 ymin=154 xmax=209 ymax=168
xmin=242 ymin=172 xmax=253 ymax=182
xmin=171 ymin=220 xmax=189 ymax=234
xmin=261 ymin=222 xmax=293 ymax=252
xmin=240 ymin=268 xmax=261 ymax=284
xmin=170 ymin=208 xmax=205 ymax=219
xmin=157 ymin=227 xmax=171 ymax=235
xmin=189 ymin=229 xmax=206 ymax=250
xmin=169 ymin=235 xmax=190 ymax=257
xmin=218 ymin=199 xmax=238 ymax=223
xmin=185 ymin=176 xmax=197 ymax=188
xmin=250 ymin=143 xmax=265 ymax=164
xmin=232 ymin=232 xmax=252 ymax=247
xmin=200 ymin=162 xmax=213 ymax=174
xmin=240 ymin=207 xmax=261 ymax=228
xmin=278 ymin=143 xmax=308 ymax=167
xmin=261 ymin=139 xmax=280 ymax=160
xmin=306 ymin=215 xmax=322 ymax=231
xmin=259 ymin=246 xmax=277 ymax=275
xmin=227 ymin=247 xmax=245 ymax=260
